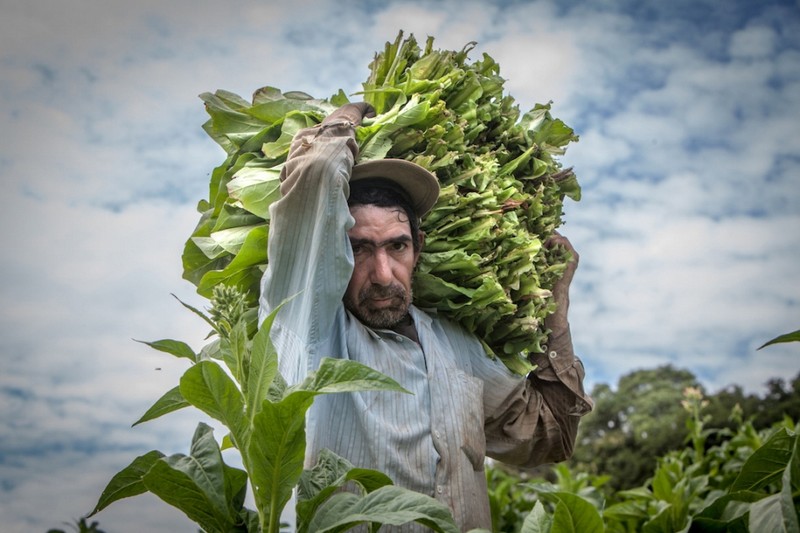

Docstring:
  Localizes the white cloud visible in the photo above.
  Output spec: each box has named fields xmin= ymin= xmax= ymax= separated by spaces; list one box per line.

xmin=3 ymin=449 xmax=199 ymax=532
xmin=729 ymin=24 xmax=777 ymax=60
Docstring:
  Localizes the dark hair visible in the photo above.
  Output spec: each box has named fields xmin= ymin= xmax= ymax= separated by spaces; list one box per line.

xmin=348 ymin=178 xmax=421 ymax=252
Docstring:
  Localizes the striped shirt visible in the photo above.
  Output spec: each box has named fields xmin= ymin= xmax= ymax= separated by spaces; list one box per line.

xmin=259 ymin=121 xmax=592 ymax=530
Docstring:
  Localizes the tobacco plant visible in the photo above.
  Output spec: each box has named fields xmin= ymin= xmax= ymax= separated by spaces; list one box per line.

xmin=89 ymin=286 xmax=462 ymax=532
xmin=486 ymin=386 xmax=800 ymax=533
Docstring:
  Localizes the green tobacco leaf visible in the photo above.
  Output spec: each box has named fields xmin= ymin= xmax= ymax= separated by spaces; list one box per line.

xmin=538 ymin=492 xmax=604 ymax=533
xmin=180 ymin=361 xmax=246 ymax=446
xmin=615 ymin=486 xmax=655 ymax=500
xmin=758 ymin=329 xmax=800 ymax=350
xmin=245 ymin=304 xmax=281 ymax=424
xmin=182 ymin=216 xmax=231 ymax=286
xmin=247 ymin=98 xmax=322 ymax=124
xmin=558 ymin=172 xmax=582 ymax=201
xmin=90 ymin=450 xmax=165 ymax=516
xmin=602 ymin=500 xmax=650 ymax=522
xmin=208 ymin=152 xmax=263 ymax=217
xmin=691 ymin=516 xmax=749 ymax=533
xmin=521 ymin=501 xmax=552 ymax=533
xmin=247 ymin=391 xmax=315 ymax=532
xmin=246 ymin=358 xmax=402 ymax=529
xmin=651 ymin=463 xmax=675 ymax=503
xmin=197 ymin=225 xmax=268 ymax=300
xmin=297 ymin=449 xmax=358 ymax=502
xmin=643 ymin=503 xmax=683 ymax=533
xmin=778 ymin=435 xmax=800 ymax=532
xmin=788 ymin=429 xmax=800 ymax=492
xmin=260 ymin=113 xmax=320 ymax=159
xmin=199 ymin=337 xmax=223 ymax=361
xmin=134 ymin=338 xmax=197 ymax=362
xmin=412 ymin=271 xmax=476 ymax=310
xmin=306 ymin=485 xmax=460 ymax=533
xmin=694 ymin=490 xmax=764 ymax=525
xmin=296 ymin=357 xmax=410 ymax=395
xmin=748 ymin=493 xmax=793 ymax=533
xmin=296 ymin=450 xmax=395 ymax=533
xmin=132 ymin=386 xmax=189 ymax=426
xmin=358 ymin=96 xmax=431 ymax=161
xmin=191 ymin=235 xmax=228 ymax=261
xmin=209 ymin=225 xmax=265 ymax=255
xmin=219 ymin=320 xmax=248 ymax=382
xmin=200 ymin=91 xmax=269 ymax=154
xmin=143 ymin=423 xmax=241 ymax=533
xmin=732 ymin=428 xmax=796 ymax=492
xmin=224 ymin=461 xmax=251 ymax=520
xmin=227 ymin=167 xmax=282 ymax=220
xmin=213 ymin=202 xmax=265 ymax=232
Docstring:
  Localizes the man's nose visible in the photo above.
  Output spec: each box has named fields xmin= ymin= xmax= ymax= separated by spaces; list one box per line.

xmin=371 ymin=250 xmax=393 ymax=286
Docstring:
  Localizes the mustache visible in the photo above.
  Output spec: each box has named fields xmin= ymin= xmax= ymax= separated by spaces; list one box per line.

xmin=360 ymin=284 xmax=406 ymax=302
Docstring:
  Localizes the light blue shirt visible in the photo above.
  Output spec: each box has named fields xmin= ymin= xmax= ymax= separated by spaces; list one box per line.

xmin=259 ymin=122 xmax=592 ymax=530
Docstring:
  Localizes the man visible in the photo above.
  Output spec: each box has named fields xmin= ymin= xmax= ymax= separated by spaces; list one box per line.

xmin=258 ymin=103 xmax=592 ymax=530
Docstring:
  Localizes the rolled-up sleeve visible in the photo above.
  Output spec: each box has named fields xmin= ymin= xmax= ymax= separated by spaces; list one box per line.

xmin=477 ymin=326 xmax=593 ymax=467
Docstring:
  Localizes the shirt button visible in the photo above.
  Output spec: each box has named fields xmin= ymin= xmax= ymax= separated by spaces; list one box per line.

xmin=395 ymin=336 xmax=403 ymax=342
xmin=435 ymin=430 xmax=441 ymax=439
xmin=549 ymin=350 xmax=558 ymax=359
xmin=437 ymin=485 xmax=443 ymax=494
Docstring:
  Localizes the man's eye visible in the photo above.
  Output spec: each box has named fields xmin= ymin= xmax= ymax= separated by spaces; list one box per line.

xmin=391 ymin=242 xmax=407 ymax=252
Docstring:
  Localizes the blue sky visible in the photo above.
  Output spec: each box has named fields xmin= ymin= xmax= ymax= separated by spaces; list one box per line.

xmin=1 ymin=0 xmax=798 ymax=530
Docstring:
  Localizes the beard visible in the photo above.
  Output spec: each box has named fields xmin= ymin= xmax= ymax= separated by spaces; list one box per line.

xmin=344 ymin=283 xmax=412 ymax=329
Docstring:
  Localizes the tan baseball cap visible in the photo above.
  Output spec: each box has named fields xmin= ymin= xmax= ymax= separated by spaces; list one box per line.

xmin=351 ymin=159 xmax=440 ymax=218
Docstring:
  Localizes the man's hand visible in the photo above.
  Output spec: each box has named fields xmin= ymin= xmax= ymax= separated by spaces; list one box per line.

xmin=321 ymin=102 xmax=376 ymax=127
xmin=280 ymin=102 xmax=376 ymax=184
xmin=544 ymin=232 xmax=579 ymax=336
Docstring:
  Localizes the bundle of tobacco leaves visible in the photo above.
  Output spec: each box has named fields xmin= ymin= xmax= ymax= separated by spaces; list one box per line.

xmin=183 ymin=32 xmax=580 ymax=374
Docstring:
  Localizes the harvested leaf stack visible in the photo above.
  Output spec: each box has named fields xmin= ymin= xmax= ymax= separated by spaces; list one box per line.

xmin=183 ymin=32 xmax=580 ymax=374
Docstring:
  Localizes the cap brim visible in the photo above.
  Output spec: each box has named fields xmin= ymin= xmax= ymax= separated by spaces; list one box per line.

xmin=351 ymin=159 xmax=440 ymax=218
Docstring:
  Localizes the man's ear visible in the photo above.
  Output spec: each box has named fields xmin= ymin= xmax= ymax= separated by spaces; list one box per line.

xmin=414 ymin=230 xmax=426 ymax=265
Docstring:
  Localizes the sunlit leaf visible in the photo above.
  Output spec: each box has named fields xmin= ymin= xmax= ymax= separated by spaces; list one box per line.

xmin=143 ymin=423 xmax=241 ymax=532
xmin=227 ymin=167 xmax=282 ymax=220
xmin=134 ymin=338 xmax=197 ymax=362
xmin=296 ymin=357 xmax=410 ymax=395
xmin=247 ymin=392 xmax=314 ymax=531
xmin=296 ymin=449 xmax=394 ymax=533
xmin=132 ymin=386 xmax=189 ymax=426
xmin=245 ymin=304 xmax=281 ymax=423
xmin=537 ymin=491 xmax=604 ymax=533
xmin=758 ymin=329 xmax=800 ymax=350
xmin=520 ymin=501 xmax=551 ymax=533
xmin=731 ymin=428 xmax=795 ymax=492
xmin=90 ymin=450 xmax=165 ymax=516
xmin=307 ymin=485 xmax=460 ymax=533
xmin=180 ymin=361 xmax=246 ymax=446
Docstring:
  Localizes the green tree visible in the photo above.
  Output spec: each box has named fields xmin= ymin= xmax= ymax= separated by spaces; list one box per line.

xmin=570 ymin=365 xmax=701 ymax=490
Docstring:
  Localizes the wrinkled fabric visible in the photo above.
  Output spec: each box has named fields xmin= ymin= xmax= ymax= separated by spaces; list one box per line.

xmin=259 ymin=122 xmax=593 ymax=531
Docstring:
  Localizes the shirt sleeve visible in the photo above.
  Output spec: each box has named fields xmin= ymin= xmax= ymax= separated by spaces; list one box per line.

xmin=476 ymin=326 xmax=594 ymax=467
xmin=257 ymin=121 xmax=358 ymax=384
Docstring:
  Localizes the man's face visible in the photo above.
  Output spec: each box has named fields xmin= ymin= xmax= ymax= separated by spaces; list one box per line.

xmin=344 ymin=204 xmax=421 ymax=329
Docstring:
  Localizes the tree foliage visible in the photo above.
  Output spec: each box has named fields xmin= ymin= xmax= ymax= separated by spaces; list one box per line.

xmin=488 ymin=389 xmax=800 ymax=532
xmin=569 ymin=364 xmax=800 ymax=491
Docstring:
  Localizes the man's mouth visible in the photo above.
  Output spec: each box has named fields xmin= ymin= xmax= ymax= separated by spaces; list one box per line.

xmin=362 ymin=286 xmax=405 ymax=308
xmin=370 ymin=296 xmax=399 ymax=307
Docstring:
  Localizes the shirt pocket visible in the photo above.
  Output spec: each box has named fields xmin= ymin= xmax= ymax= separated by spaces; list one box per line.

xmin=455 ymin=371 xmax=486 ymax=471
